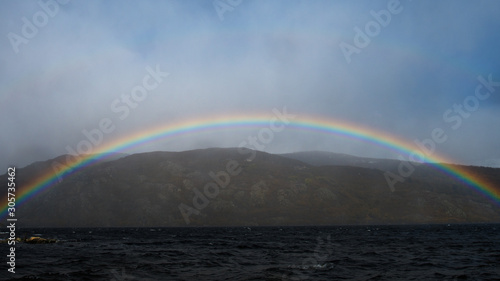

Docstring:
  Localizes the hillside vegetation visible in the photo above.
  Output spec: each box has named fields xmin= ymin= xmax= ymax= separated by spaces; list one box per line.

xmin=1 ymin=148 xmax=499 ymax=227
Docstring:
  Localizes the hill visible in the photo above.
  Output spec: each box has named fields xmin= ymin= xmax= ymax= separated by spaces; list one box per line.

xmin=280 ymin=151 xmax=399 ymax=170
xmin=1 ymin=148 xmax=499 ymax=227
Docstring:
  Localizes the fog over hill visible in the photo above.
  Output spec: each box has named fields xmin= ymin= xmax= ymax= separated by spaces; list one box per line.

xmin=280 ymin=151 xmax=400 ymax=170
xmin=1 ymin=148 xmax=499 ymax=227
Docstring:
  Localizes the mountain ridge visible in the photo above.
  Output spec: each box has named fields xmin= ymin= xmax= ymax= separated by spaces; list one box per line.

xmin=1 ymin=148 xmax=499 ymax=227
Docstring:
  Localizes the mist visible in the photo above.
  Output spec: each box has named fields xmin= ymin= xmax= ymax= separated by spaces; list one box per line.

xmin=1 ymin=0 xmax=499 ymax=170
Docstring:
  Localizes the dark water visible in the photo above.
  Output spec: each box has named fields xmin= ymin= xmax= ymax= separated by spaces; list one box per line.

xmin=1 ymin=224 xmax=499 ymax=280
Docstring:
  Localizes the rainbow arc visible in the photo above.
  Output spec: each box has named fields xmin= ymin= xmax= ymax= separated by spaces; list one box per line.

xmin=2 ymin=113 xmax=499 ymax=218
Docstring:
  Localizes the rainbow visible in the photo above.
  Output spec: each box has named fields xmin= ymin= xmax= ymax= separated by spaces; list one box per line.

xmin=2 ymin=113 xmax=499 ymax=218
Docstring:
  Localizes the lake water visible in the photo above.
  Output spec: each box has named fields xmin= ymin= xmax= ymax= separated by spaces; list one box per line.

xmin=1 ymin=224 xmax=499 ymax=280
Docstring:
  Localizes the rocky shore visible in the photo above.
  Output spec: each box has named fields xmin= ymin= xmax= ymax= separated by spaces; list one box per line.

xmin=0 ymin=236 xmax=58 ymax=244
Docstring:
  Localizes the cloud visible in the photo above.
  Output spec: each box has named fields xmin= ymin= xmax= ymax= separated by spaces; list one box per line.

xmin=1 ymin=0 xmax=499 ymax=170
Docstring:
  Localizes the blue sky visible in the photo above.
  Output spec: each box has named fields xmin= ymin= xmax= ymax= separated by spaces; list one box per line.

xmin=1 ymin=0 xmax=500 ymax=169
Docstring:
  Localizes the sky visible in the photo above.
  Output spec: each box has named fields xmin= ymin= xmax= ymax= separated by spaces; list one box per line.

xmin=1 ymin=0 xmax=500 ymax=171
